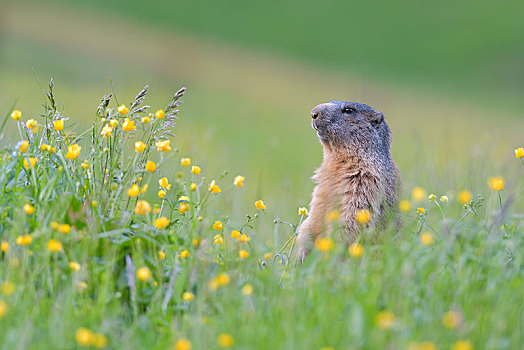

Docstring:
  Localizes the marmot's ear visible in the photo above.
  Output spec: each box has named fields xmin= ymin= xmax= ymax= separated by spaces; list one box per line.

xmin=370 ymin=112 xmax=384 ymax=126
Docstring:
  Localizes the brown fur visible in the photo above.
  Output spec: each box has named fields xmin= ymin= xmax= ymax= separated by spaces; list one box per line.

xmin=296 ymin=101 xmax=400 ymax=261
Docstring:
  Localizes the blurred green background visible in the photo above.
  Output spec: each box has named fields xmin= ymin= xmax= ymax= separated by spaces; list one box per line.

xmin=1 ymin=0 xmax=524 ymax=217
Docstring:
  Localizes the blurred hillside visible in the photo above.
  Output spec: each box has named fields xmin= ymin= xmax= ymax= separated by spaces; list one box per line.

xmin=1 ymin=0 xmax=524 ymax=218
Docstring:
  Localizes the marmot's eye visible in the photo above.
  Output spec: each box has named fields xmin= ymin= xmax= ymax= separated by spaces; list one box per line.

xmin=342 ymin=107 xmax=355 ymax=114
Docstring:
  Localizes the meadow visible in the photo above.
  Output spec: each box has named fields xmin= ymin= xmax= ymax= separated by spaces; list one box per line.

xmin=1 ymin=0 xmax=524 ymax=349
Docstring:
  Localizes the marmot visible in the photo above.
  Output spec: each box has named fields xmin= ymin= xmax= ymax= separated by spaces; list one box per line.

xmin=297 ymin=101 xmax=400 ymax=261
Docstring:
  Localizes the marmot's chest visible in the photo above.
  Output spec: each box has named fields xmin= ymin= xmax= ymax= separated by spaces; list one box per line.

xmin=315 ymin=157 xmax=384 ymax=190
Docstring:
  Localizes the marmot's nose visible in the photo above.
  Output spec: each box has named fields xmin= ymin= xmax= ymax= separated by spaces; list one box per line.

xmin=312 ymin=112 xmax=319 ymax=119
xmin=311 ymin=103 xmax=329 ymax=120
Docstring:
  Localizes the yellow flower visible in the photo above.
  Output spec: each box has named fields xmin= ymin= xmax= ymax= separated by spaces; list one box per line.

xmin=192 ymin=238 xmax=202 ymax=247
xmin=127 ymin=184 xmax=140 ymax=197
xmin=458 ymin=190 xmax=472 ymax=204
xmin=231 ymin=230 xmax=241 ymax=239
xmin=190 ymin=183 xmax=197 ymax=191
xmin=19 ymin=140 xmax=29 ymax=152
xmin=428 ymin=194 xmax=436 ymax=201
xmin=355 ymin=209 xmax=371 ymax=224
xmin=69 ymin=261 xmax=81 ymax=271
xmin=181 ymin=158 xmax=191 ymax=167
xmin=0 ymin=300 xmax=8 ymax=319
xmin=1 ymin=281 xmax=15 ymax=296
xmin=65 ymin=144 xmax=81 ymax=159
xmin=440 ymin=195 xmax=449 ymax=203
xmin=208 ymin=180 xmax=221 ymax=193
xmin=75 ymin=327 xmax=94 ymax=346
xmin=178 ymin=196 xmax=189 ymax=202
xmin=442 ymin=310 xmax=462 ymax=329
xmin=47 ymin=239 xmax=63 ymax=253
xmin=417 ymin=207 xmax=425 ymax=214
xmin=10 ymin=110 xmax=22 ymax=120
xmin=134 ymin=141 xmax=146 ymax=152
xmin=348 ymin=243 xmax=364 ymax=258
xmin=118 ymin=104 xmax=129 ymax=115
xmin=238 ymin=249 xmax=249 ymax=259
xmin=58 ymin=224 xmax=71 ymax=234
xmin=140 ymin=184 xmax=148 ymax=194
xmin=488 ymin=176 xmax=504 ymax=191
xmin=141 ymin=115 xmax=151 ymax=123
xmin=154 ymin=216 xmax=170 ymax=229
xmin=179 ymin=203 xmax=189 ymax=214
xmin=239 ymin=234 xmax=250 ymax=243
xmin=174 ymin=338 xmax=192 ymax=350
xmin=135 ymin=200 xmax=152 ymax=215
xmin=23 ymin=157 xmax=37 ymax=169
xmin=399 ymin=200 xmax=411 ymax=212
xmin=298 ymin=207 xmax=309 ymax=216
xmin=158 ymin=251 xmax=166 ymax=260
xmin=213 ymin=221 xmax=223 ymax=230
xmin=26 ymin=119 xmax=37 ymax=130
xmin=136 ymin=266 xmax=152 ymax=281
xmin=92 ymin=334 xmax=108 ymax=349
xmin=315 ymin=237 xmax=333 ymax=252
xmin=420 ymin=232 xmax=434 ymax=245
xmin=122 ymin=118 xmax=136 ymax=132
xmin=452 ymin=340 xmax=474 ymax=350
xmin=159 ymin=177 xmax=172 ymax=190
xmin=233 ymin=175 xmax=245 ymax=187
xmin=213 ymin=234 xmax=224 ymax=245
xmin=375 ymin=311 xmax=395 ymax=329
xmin=23 ymin=203 xmax=34 ymax=215
xmin=155 ymin=109 xmax=165 ymax=119
xmin=16 ymin=234 xmax=32 ymax=246
xmin=145 ymin=161 xmax=156 ymax=172
xmin=109 ymin=119 xmax=119 ymax=127
xmin=101 ymin=124 xmax=113 ymax=138
xmin=155 ymin=140 xmax=171 ymax=152
xmin=409 ymin=342 xmax=437 ymax=350
xmin=1 ymin=241 xmax=8 ymax=252
xmin=53 ymin=119 xmax=64 ymax=131
xmin=158 ymin=190 xmax=166 ymax=199
xmin=191 ymin=165 xmax=201 ymax=174
xmin=241 ymin=284 xmax=253 ymax=296
xmin=263 ymin=252 xmax=273 ymax=260
xmin=515 ymin=147 xmax=524 ymax=158
xmin=254 ymin=200 xmax=266 ymax=210
xmin=180 ymin=250 xmax=190 ymax=258
xmin=411 ymin=187 xmax=426 ymax=202
xmin=182 ymin=292 xmax=194 ymax=302
xmin=80 ymin=161 xmax=89 ymax=169
xmin=208 ymin=273 xmax=230 ymax=290
xmin=217 ymin=334 xmax=234 ymax=348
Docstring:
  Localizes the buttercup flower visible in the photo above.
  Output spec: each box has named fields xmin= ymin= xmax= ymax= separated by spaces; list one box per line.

xmin=238 ymin=249 xmax=249 ymax=259
xmin=41 ymin=144 xmax=56 ymax=153
xmin=159 ymin=177 xmax=171 ymax=190
xmin=239 ymin=234 xmax=250 ymax=243
xmin=134 ymin=200 xmax=152 ymax=215
xmin=145 ymin=161 xmax=156 ymax=172
xmin=458 ymin=190 xmax=472 ymax=204
xmin=231 ymin=230 xmax=241 ymax=239
xmin=190 ymin=183 xmax=197 ymax=191
xmin=180 ymin=250 xmax=190 ymax=258
xmin=420 ymin=232 xmax=434 ymax=245
xmin=58 ymin=224 xmax=71 ymax=234
xmin=117 ymin=104 xmax=129 ymax=115
xmin=53 ymin=119 xmax=64 ymax=131
xmin=182 ymin=292 xmax=194 ymax=302
xmin=127 ymin=184 xmax=140 ymax=197
xmin=399 ymin=200 xmax=411 ymax=212
xmin=348 ymin=243 xmax=364 ymax=257
xmin=109 ymin=119 xmax=118 ymax=127
xmin=66 ymin=144 xmax=81 ymax=159
xmin=181 ymin=158 xmax=191 ymax=167
xmin=154 ymin=216 xmax=170 ymax=229
xmin=242 ymin=284 xmax=253 ymax=296
xmin=23 ymin=157 xmax=37 ymax=169
xmin=141 ymin=115 xmax=151 ymax=123
xmin=375 ymin=311 xmax=395 ymax=329
xmin=179 ymin=203 xmax=189 ymax=214
xmin=16 ymin=234 xmax=32 ymax=245
xmin=26 ymin=119 xmax=37 ymax=131
xmin=18 ymin=140 xmax=29 ymax=152
xmin=69 ymin=261 xmax=81 ymax=271
xmin=452 ymin=340 xmax=473 ymax=350
xmin=298 ymin=207 xmax=309 ymax=216
xmin=101 ymin=125 xmax=112 ymax=138
xmin=411 ymin=187 xmax=426 ymax=202
xmin=355 ymin=209 xmax=371 ymax=224
xmin=515 ymin=147 xmax=524 ymax=158
xmin=217 ymin=334 xmax=234 ymax=348
xmin=158 ymin=190 xmax=166 ymax=199
xmin=442 ymin=310 xmax=462 ymax=329
xmin=135 ymin=141 xmax=146 ymax=152
xmin=254 ymin=200 xmax=266 ymax=210
xmin=47 ymin=239 xmax=63 ymax=253
xmin=440 ymin=195 xmax=448 ymax=203
xmin=10 ymin=110 xmax=22 ymax=120
xmin=155 ymin=140 xmax=171 ymax=152
xmin=488 ymin=177 xmax=504 ymax=191
xmin=75 ymin=327 xmax=94 ymax=346
xmin=23 ymin=203 xmax=34 ymax=215
xmin=326 ymin=210 xmax=340 ymax=221
xmin=315 ymin=237 xmax=333 ymax=252
xmin=174 ymin=338 xmax=192 ymax=350
xmin=122 ymin=118 xmax=136 ymax=132
xmin=158 ymin=251 xmax=166 ymax=260
xmin=417 ymin=207 xmax=425 ymax=214
xmin=191 ymin=165 xmax=201 ymax=174
xmin=155 ymin=109 xmax=165 ymax=119
xmin=213 ymin=221 xmax=223 ymax=230
xmin=136 ymin=266 xmax=152 ymax=281
xmin=428 ymin=194 xmax=436 ymax=201
xmin=233 ymin=175 xmax=245 ymax=187
xmin=213 ymin=234 xmax=224 ymax=245
xmin=208 ymin=180 xmax=221 ymax=193
xmin=1 ymin=241 xmax=8 ymax=252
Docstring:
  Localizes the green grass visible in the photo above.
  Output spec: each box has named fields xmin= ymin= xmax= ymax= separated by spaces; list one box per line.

xmin=0 ymin=82 xmax=523 ymax=349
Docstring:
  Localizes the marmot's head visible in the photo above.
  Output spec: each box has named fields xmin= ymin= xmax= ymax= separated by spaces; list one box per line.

xmin=311 ymin=101 xmax=390 ymax=151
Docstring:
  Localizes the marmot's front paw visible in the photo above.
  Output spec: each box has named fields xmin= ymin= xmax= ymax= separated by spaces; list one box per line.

xmin=295 ymin=247 xmax=310 ymax=264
